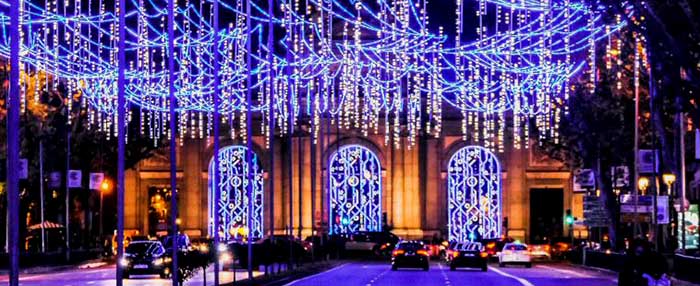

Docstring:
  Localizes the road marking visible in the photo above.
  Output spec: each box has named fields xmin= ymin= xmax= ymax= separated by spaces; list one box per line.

xmin=490 ymin=267 xmax=535 ymax=286
xmin=536 ymin=265 xmax=592 ymax=278
xmin=283 ymin=263 xmax=348 ymax=286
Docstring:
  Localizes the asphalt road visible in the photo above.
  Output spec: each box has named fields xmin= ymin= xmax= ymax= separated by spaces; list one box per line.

xmin=285 ymin=261 xmax=618 ymax=286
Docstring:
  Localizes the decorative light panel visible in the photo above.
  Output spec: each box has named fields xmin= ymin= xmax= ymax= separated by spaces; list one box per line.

xmin=208 ymin=145 xmax=264 ymax=241
xmin=328 ymin=145 xmax=382 ymax=235
xmin=0 ymin=0 xmax=628 ymax=151
xmin=447 ymin=146 xmax=501 ymax=242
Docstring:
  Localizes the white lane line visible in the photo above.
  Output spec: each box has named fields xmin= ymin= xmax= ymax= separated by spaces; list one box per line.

xmin=535 ymin=265 xmax=592 ymax=278
xmin=490 ymin=267 xmax=535 ymax=286
xmin=283 ymin=263 xmax=348 ymax=286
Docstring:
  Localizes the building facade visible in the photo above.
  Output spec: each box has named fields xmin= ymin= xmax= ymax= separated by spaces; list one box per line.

xmin=124 ymin=128 xmax=585 ymax=242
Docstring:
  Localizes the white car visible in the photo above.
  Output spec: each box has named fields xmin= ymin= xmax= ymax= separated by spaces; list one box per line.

xmin=498 ymin=242 xmax=532 ymax=268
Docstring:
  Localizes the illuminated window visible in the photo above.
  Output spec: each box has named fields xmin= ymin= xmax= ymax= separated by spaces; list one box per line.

xmin=447 ymin=146 xmax=502 ymax=242
xmin=328 ymin=145 xmax=382 ymax=235
xmin=208 ymin=146 xmax=264 ymax=241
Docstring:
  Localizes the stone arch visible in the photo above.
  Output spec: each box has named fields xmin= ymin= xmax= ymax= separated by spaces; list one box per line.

xmin=327 ymin=145 xmax=383 ymax=235
xmin=208 ymin=145 xmax=264 ymax=240
xmin=447 ymin=146 xmax=502 ymax=242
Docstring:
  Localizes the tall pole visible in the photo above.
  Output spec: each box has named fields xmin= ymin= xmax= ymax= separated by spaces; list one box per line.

xmin=286 ymin=0 xmax=294 ymax=268
xmin=115 ymin=0 xmax=126 ymax=280
xmin=310 ymin=94 xmax=316 ymax=262
xmin=212 ymin=0 xmax=221 ymax=282
xmin=680 ymin=112 xmax=687 ymax=251
xmin=267 ymin=0 xmax=275 ymax=241
xmin=298 ymin=135 xmax=303 ymax=239
xmin=167 ymin=0 xmax=179 ymax=280
xmin=39 ymin=140 xmax=46 ymax=253
xmin=633 ymin=34 xmax=640 ymax=238
xmin=65 ymin=126 xmax=71 ymax=261
xmin=245 ymin=0 xmax=254 ymax=280
xmin=7 ymin=0 xmax=21 ymax=280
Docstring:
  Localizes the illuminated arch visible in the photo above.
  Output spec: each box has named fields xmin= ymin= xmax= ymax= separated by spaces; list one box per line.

xmin=328 ymin=145 xmax=382 ymax=235
xmin=447 ymin=146 xmax=502 ymax=242
xmin=208 ymin=145 xmax=264 ymax=241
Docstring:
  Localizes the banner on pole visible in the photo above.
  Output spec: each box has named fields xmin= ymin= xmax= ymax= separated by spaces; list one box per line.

xmin=48 ymin=172 xmax=61 ymax=188
xmin=89 ymin=173 xmax=104 ymax=190
xmin=18 ymin=158 xmax=28 ymax=179
xmin=638 ymin=149 xmax=659 ymax=174
xmin=67 ymin=170 xmax=82 ymax=188
xmin=611 ymin=166 xmax=629 ymax=188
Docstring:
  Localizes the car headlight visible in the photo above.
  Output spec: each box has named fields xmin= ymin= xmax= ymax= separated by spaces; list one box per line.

xmin=217 ymin=243 xmax=228 ymax=253
xmin=153 ymin=257 xmax=164 ymax=266
xmin=219 ymin=253 xmax=232 ymax=263
xmin=119 ymin=258 xmax=129 ymax=267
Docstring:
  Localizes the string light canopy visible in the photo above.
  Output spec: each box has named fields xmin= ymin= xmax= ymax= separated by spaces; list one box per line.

xmin=0 ymin=0 xmax=627 ymax=151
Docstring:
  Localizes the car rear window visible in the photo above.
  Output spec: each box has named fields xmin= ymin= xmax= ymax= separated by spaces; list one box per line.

xmin=459 ymin=243 xmax=483 ymax=251
xmin=397 ymin=243 xmax=424 ymax=251
xmin=504 ymin=244 xmax=527 ymax=251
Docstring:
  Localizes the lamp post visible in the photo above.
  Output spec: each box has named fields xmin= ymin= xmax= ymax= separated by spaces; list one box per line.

xmin=99 ymin=179 xmax=111 ymax=238
xmin=638 ymin=177 xmax=650 ymax=195
xmin=663 ymin=173 xmax=676 ymax=251
xmin=637 ymin=177 xmax=649 ymax=240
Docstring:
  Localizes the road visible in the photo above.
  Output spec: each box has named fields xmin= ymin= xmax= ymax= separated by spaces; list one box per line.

xmin=285 ymin=261 xmax=618 ymax=286
xmin=0 ymin=265 xmax=263 ymax=286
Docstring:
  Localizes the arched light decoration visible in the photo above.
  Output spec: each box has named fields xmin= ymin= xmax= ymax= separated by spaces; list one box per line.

xmin=0 ymin=0 xmax=628 ymax=152
xmin=208 ymin=145 xmax=264 ymax=241
xmin=328 ymin=145 xmax=382 ymax=235
xmin=447 ymin=146 xmax=501 ymax=242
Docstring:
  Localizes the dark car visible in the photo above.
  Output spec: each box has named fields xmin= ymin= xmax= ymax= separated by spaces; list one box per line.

xmin=482 ymin=237 xmax=515 ymax=258
xmin=161 ymin=234 xmax=191 ymax=253
xmin=446 ymin=242 xmax=488 ymax=271
xmin=391 ymin=241 xmax=430 ymax=271
xmin=345 ymin=231 xmax=400 ymax=257
xmin=121 ymin=241 xmax=171 ymax=278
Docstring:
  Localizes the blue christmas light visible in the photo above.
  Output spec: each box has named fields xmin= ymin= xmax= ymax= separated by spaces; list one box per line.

xmin=328 ymin=145 xmax=382 ymax=235
xmin=447 ymin=146 xmax=502 ymax=242
xmin=207 ymin=145 xmax=264 ymax=241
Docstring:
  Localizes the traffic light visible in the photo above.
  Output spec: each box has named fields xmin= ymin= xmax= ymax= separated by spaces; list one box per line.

xmin=565 ymin=209 xmax=574 ymax=225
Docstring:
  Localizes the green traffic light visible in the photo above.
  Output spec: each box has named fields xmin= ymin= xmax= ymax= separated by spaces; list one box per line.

xmin=565 ymin=216 xmax=574 ymax=224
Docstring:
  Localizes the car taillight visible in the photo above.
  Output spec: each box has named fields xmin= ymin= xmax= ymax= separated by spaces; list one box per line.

xmin=417 ymin=250 xmax=429 ymax=256
xmin=479 ymin=252 xmax=488 ymax=258
xmin=545 ymin=245 xmax=551 ymax=252
xmin=487 ymin=242 xmax=496 ymax=249
xmin=452 ymin=251 xmax=459 ymax=258
xmin=392 ymin=249 xmax=405 ymax=256
xmin=503 ymin=250 xmax=513 ymax=255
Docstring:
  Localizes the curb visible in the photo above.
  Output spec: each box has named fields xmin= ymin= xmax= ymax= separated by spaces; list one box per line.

xmin=573 ymin=263 xmax=700 ymax=286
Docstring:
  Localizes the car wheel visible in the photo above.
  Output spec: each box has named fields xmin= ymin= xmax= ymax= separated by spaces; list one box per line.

xmin=450 ymin=265 xmax=456 ymax=271
xmin=499 ymin=263 xmax=505 ymax=268
xmin=391 ymin=265 xmax=397 ymax=271
xmin=526 ymin=263 xmax=532 ymax=268
xmin=423 ymin=265 xmax=429 ymax=271
xmin=123 ymin=272 xmax=130 ymax=279
xmin=481 ymin=265 xmax=488 ymax=272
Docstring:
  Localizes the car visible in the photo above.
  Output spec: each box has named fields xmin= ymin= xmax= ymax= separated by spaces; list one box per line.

xmin=498 ymin=242 xmax=532 ymax=268
xmin=161 ymin=234 xmax=191 ymax=252
xmin=421 ymin=239 xmax=443 ymax=259
xmin=121 ymin=241 xmax=171 ymax=279
xmin=446 ymin=242 xmax=488 ymax=271
xmin=345 ymin=231 xmax=400 ymax=256
xmin=528 ymin=243 xmax=552 ymax=260
xmin=482 ymin=237 xmax=515 ymax=258
xmin=391 ymin=241 xmax=430 ymax=271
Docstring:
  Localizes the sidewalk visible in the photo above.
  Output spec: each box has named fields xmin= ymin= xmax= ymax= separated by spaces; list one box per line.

xmin=0 ymin=258 xmax=109 ymax=276
xmin=574 ymin=263 xmax=700 ymax=286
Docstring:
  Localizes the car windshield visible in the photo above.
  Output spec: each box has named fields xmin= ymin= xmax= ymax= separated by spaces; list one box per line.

xmin=504 ymin=244 xmax=528 ymax=251
xmin=397 ymin=243 xmax=424 ymax=251
xmin=126 ymin=242 xmax=163 ymax=255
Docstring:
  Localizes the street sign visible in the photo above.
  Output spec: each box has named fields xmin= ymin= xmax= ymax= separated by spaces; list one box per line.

xmin=638 ymin=149 xmax=659 ymax=174
xmin=583 ymin=195 xmax=610 ymax=227
xmin=67 ymin=170 xmax=82 ymax=188
xmin=620 ymin=194 xmax=670 ymax=224
xmin=48 ymin=172 xmax=61 ymax=188
xmin=89 ymin=172 xmax=104 ymax=190
xmin=574 ymin=169 xmax=595 ymax=193
xmin=657 ymin=196 xmax=669 ymax=224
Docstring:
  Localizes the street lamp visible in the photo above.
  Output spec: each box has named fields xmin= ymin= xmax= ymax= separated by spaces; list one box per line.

xmin=99 ymin=179 xmax=112 ymax=240
xmin=638 ymin=177 xmax=650 ymax=195
xmin=663 ymin=174 xmax=676 ymax=194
